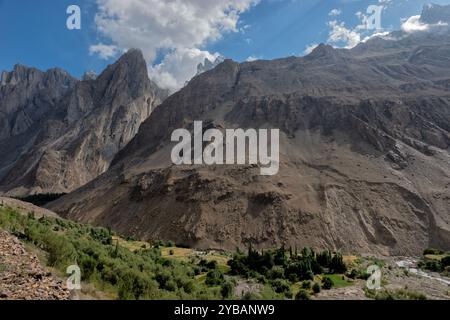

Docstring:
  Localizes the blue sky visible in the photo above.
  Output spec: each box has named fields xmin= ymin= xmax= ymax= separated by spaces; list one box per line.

xmin=1 ymin=0 xmax=449 ymax=90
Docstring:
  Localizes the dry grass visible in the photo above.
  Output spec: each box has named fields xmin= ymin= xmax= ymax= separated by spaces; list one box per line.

xmin=111 ymin=236 xmax=150 ymax=252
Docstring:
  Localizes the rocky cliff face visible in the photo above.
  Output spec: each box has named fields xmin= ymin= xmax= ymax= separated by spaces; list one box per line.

xmin=0 ymin=49 xmax=167 ymax=195
xmin=50 ymin=7 xmax=450 ymax=255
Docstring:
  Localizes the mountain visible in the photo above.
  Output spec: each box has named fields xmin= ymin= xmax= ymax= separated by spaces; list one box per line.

xmin=0 ymin=49 xmax=167 ymax=195
xmin=196 ymin=56 xmax=225 ymax=76
xmin=49 ymin=6 xmax=450 ymax=255
xmin=420 ymin=3 xmax=450 ymax=24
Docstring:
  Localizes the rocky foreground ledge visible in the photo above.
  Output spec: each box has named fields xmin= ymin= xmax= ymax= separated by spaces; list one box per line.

xmin=0 ymin=230 xmax=70 ymax=300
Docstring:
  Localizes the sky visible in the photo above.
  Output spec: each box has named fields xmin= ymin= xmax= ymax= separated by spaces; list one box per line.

xmin=1 ymin=0 xmax=450 ymax=92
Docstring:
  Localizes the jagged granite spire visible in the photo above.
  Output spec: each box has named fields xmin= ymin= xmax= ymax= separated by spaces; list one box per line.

xmin=0 ymin=49 xmax=167 ymax=195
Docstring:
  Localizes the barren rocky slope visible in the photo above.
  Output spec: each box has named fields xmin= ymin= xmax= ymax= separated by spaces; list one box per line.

xmin=49 ymin=6 xmax=450 ymax=255
xmin=0 ymin=49 xmax=167 ymax=196
xmin=0 ymin=230 xmax=70 ymax=300
xmin=0 ymin=197 xmax=59 ymax=219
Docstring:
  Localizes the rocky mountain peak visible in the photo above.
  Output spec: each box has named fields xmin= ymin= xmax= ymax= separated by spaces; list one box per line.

xmin=1 ymin=64 xmax=42 ymax=86
xmin=82 ymin=70 xmax=97 ymax=81
xmin=196 ymin=56 xmax=225 ymax=76
xmin=0 ymin=49 xmax=167 ymax=196
xmin=95 ymin=48 xmax=150 ymax=100
xmin=305 ymin=43 xmax=341 ymax=61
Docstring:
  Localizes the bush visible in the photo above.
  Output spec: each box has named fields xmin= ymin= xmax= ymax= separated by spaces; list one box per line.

xmin=322 ymin=277 xmax=334 ymax=290
xmin=221 ymin=281 xmax=234 ymax=299
xmin=424 ymin=260 xmax=442 ymax=272
xmin=270 ymin=279 xmax=292 ymax=297
xmin=205 ymin=269 xmax=224 ymax=286
xmin=166 ymin=240 xmax=175 ymax=247
xmin=441 ymin=256 xmax=450 ymax=268
xmin=302 ymin=281 xmax=311 ymax=290
xmin=268 ymin=266 xmax=284 ymax=280
xmin=423 ymin=248 xmax=444 ymax=255
xmin=39 ymin=231 xmax=77 ymax=268
xmin=295 ymin=289 xmax=311 ymax=300
xmin=312 ymin=282 xmax=321 ymax=294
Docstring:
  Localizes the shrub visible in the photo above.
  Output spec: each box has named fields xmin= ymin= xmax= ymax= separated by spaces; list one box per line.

xmin=312 ymin=282 xmax=321 ymax=294
xmin=90 ymin=227 xmax=112 ymax=245
xmin=41 ymin=232 xmax=78 ymax=268
xmin=268 ymin=266 xmax=285 ymax=280
xmin=322 ymin=277 xmax=334 ymax=290
xmin=295 ymin=289 xmax=311 ymax=300
xmin=270 ymin=279 xmax=292 ymax=297
xmin=221 ymin=281 xmax=234 ymax=299
xmin=166 ymin=240 xmax=175 ymax=247
xmin=423 ymin=248 xmax=444 ymax=255
xmin=205 ymin=269 xmax=224 ymax=286
xmin=425 ymin=260 xmax=442 ymax=272
xmin=441 ymin=256 xmax=450 ymax=268
xmin=302 ymin=281 xmax=311 ymax=290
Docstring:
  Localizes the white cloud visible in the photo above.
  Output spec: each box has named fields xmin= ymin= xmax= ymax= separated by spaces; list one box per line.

xmin=327 ymin=20 xmax=361 ymax=49
xmin=329 ymin=9 xmax=342 ymax=17
xmin=246 ymin=55 xmax=261 ymax=62
xmin=401 ymin=15 xmax=429 ymax=32
xmin=91 ymin=0 xmax=259 ymax=92
xmin=89 ymin=43 xmax=119 ymax=60
xmin=361 ymin=31 xmax=391 ymax=43
xmin=303 ymin=43 xmax=319 ymax=55
xmin=401 ymin=15 xmax=448 ymax=33
xmin=327 ymin=2 xmax=390 ymax=49
xmin=148 ymin=48 xmax=220 ymax=91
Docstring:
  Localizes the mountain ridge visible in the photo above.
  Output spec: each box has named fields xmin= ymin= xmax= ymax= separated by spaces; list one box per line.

xmin=0 ymin=49 xmax=167 ymax=196
xmin=48 ymin=6 xmax=450 ymax=255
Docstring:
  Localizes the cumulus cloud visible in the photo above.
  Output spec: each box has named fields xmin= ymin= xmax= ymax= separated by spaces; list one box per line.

xmin=401 ymin=15 xmax=448 ymax=33
xmin=91 ymin=0 xmax=259 ymax=91
xmin=327 ymin=1 xmax=388 ymax=49
xmin=401 ymin=15 xmax=429 ymax=32
xmin=329 ymin=9 xmax=342 ymax=17
xmin=327 ymin=20 xmax=361 ymax=49
xmin=89 ymin=43 xmax=119 ymax=60
xmin=148 ymin=48 xmax=220 ymax=90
